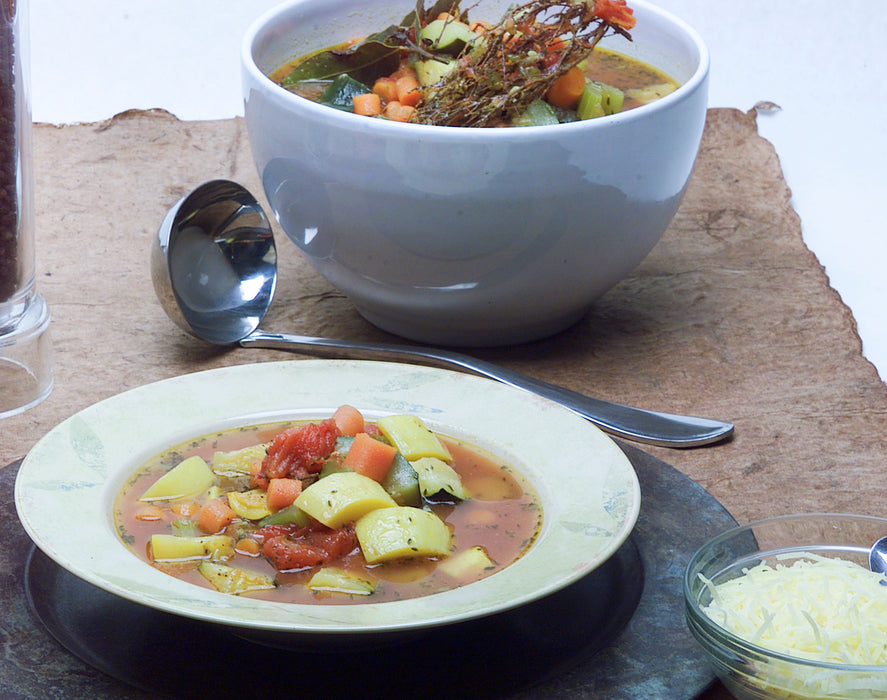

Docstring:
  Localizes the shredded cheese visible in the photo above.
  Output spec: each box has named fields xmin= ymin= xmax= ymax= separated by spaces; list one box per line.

xmin=701 ymin=553 xmax=887 ymax=698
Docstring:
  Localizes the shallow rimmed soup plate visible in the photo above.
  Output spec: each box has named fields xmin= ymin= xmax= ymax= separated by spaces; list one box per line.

xmin=15 ymin=360 xmax=640 ymax=643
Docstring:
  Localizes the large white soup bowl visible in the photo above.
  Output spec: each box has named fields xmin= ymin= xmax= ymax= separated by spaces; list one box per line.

xmin=242 ymin=0 xmax=709 ymax=346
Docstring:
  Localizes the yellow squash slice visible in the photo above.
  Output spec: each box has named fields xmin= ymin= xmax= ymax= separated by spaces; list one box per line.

xmin=377 ymin=414 xmax=452 ymax=462
xmin=295 ymin=471 xmax=396 ymax=528
xmin=198 ymin=561 xmax=276 ymax=595
xmin=150 ymin=534 xmax=234 ymax=562
xmin=356 ymin=506 xmax=451 ymax=564
xmin=138 ymin=455 xmax=215 ymax=502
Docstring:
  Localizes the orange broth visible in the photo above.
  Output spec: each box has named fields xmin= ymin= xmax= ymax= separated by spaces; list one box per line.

xmin=272 ymin=46 xmax=679 ymax=119
xmin=114 ymin=418 xmax=542 ymax=604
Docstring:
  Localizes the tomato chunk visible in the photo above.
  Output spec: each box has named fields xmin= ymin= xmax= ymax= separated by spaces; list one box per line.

xmin=255 ymin=420 xmax=340 ymax=485
xmin=262 ymin=525 xmax=358 ymax=571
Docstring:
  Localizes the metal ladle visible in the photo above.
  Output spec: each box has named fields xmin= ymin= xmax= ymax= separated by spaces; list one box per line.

xmin=870 ymin=536 xmax=887 ymax=576
xmin=151 ymin=179 xmax=734 ymax=448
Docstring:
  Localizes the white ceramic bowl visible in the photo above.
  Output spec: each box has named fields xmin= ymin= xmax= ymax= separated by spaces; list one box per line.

xmin=15 ymin=360 xmax=640 ymax=643
xmin=241 ymin=0 xmax=709 ymax=347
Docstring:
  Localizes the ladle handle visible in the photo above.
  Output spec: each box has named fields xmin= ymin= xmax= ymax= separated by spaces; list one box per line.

xmin=240 ymin=331 xmax=733 ymax=448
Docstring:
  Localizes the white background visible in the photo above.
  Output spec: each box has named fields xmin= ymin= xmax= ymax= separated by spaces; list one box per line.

xmin=28 ymin=0 xmax=887 ymax=380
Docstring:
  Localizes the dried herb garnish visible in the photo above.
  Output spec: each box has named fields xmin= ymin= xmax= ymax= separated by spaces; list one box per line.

xmin=413 ymin=0 xmax=636 ymax=126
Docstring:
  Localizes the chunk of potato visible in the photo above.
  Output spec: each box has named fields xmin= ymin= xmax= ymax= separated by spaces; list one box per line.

xmin=307 ymin=567 xmax=376 ymax=596
xmin=295 ymin=472 xmax=396 ymax=528
xmin=377 ymin=415 xmax=452 ymax=462
xmin=227 ymin=488 xmax=272 ymax=520
xmin=150 ymin=533 xmax=234 ymax=562
xmin=436 ymin=545 xmax=495 ymax=579
xmin=138 ymin=455 xmax=215 ymax=502
xmin=356 ymin=506 xmax=451 ymax=564
xmin=411 ymin=457 xmax=468 ymax=501
xmin=198 ymin=561 xmax=276 ymax=594
xmin=211 ymin=443 xmax=269 ymax=476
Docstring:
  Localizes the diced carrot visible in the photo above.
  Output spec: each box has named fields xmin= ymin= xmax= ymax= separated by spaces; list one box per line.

xmin=469 ymin=20 xmax=491 ymax=33
xmin=383 ymin=101 xmax=416 ymax=123
xmin=170 ymin=501 xmax=199 ymax=517
xmin=545 ymin=65 xmax=586 ymax=109
xmin=135 ymin=504 xmax=165 ymax=521
xmin=332 ymin=404 xmax=365 ymax=436
xmin=390 ymin=64 xmax=418 ymax=81
xmin=235 ymin=538 xmax=261 ymax=556
xmin=266 ymin=477 xmax=303 ymax=512
xmin=372 ymin=77 xmax=399 ymax=104
xmin=341 ymin=432 xmax=398 ymax=482
xmin=395 ymin=75 xmax=422 ymax=107
xmin=353 ymin=92 xmax=382 ymax=117
xmin=197 ymin=498 xmax=236 ymax=534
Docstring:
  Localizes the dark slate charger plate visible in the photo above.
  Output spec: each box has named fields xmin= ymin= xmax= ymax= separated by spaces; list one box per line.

xmin=1 ymin=440 xmax=734 ymax=699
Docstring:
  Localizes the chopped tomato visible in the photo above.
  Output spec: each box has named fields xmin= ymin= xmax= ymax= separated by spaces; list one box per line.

xmin=262 ymin=525 xmax=359 ymax=571
xmin=256 ymin=420 xmax=340 ymax=484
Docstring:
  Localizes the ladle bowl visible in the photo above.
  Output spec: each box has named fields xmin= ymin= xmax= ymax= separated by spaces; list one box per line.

xmin=151 ymin=180 xmax=276 ymax=345
xmin=870 ymin=535 xmax=887 ymax=576
xmin=151 ymin=180 xmax=734 ymax=448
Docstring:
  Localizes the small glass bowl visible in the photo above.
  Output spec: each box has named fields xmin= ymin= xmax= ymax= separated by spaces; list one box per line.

xmin=684 ymin=513 xmax=887 ymax=700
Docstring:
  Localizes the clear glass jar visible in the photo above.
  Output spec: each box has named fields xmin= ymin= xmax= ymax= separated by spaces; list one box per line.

xmin=1 ymin=0 xmax=52 ymax=418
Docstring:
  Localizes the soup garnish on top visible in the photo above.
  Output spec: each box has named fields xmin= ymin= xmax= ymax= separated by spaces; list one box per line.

xmin=114 ymin=406 xmax=542 ymax=604
xmin=271 ymin=0 xmax=678 ymax=127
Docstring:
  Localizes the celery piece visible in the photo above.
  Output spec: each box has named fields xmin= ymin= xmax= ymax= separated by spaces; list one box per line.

xmin=578 ymin=81 xmax=625 ymax=120
xmin=415 ymin=57 xmax=456 ymax=86
xmin=577 ymin=81 xmax=605 ymax=120
xmin=170 ymin=518 xmax=199 ymax=537
xmin=418 ymin=18 xmax=479 ymax=55
xmin=513 ymin=99 xmax=559 ymax=127
xmin=321 ymin=74 xmax=371 ymax=112
xmin=601 ymin=84 xmax=625 ymax=114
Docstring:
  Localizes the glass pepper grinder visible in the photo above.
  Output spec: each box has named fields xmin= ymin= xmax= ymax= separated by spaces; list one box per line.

xmin=1 ymin=0 xmax=52 ymax=419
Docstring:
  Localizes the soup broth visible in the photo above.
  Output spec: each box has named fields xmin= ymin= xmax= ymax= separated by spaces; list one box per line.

xmin=114 ymin=411 xmax=542 ymax=605
xmin=275 ymin=47 xmax=677 ymax=116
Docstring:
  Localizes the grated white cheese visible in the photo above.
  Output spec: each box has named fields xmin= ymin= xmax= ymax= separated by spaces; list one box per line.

xmin=700 ymin=553 xmax=887 ymax=698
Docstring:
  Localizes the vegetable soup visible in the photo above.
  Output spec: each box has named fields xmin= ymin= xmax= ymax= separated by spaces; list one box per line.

xmin=114 ymin=407 xmax=542 ymax=605
xmin=270 ymin=0 xmax=679 ymax=127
